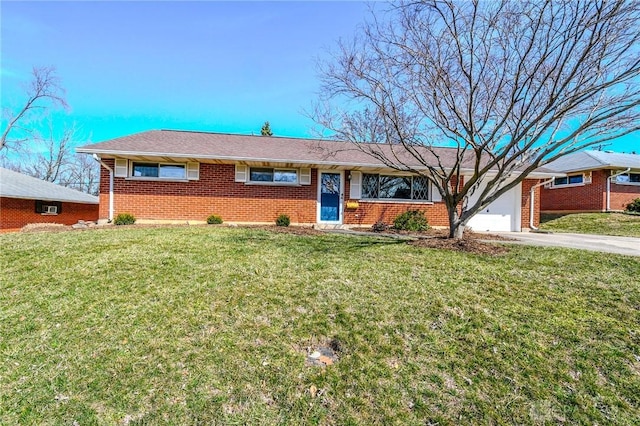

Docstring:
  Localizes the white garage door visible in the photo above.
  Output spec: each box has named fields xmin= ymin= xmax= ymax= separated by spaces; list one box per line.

xmin=466 ymin=181 xmax=522 ymax=232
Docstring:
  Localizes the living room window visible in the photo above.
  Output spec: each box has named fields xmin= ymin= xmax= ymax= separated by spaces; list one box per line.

xmin=362 ymin=174 xmax=430 ymax=200
xmin=131 ymin=162 xmax=186 ymax=179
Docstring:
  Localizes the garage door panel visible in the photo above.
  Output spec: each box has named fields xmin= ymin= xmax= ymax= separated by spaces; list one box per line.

xmin=466 ymin=181 xmax=521 ymax=232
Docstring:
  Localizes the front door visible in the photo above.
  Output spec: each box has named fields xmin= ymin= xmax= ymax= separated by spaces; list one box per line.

xmin=318 ymin=171 xmax=342 ymax=223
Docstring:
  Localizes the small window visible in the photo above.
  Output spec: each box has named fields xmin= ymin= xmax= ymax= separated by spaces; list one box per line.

xmin=553 ymin=174 xmax=583 ymax=186
xmin=35 ymin=200 xmax=62 ymax=215
xmin=131 ymin=162 xmax=186 ymax=179
xmin=249 ymin=167 xmax=298 ymax=184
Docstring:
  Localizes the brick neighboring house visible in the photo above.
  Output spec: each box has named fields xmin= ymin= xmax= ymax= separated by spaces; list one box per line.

xmin=0 ymin=167 xmax=99 ymax=231
xmin=540 ymin=150 xmax=640 ymax=213
xmin=77 ymin=130 xmax=557 ymax=232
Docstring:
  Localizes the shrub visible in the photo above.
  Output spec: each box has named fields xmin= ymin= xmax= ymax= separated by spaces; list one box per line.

xmin=114 ymin=213 xmax=136 ymax=226
xmin=372 ymin=221 xmax=388 ymax=232
xmin=626 ymin=198 xmax=640 ymax=213
xmin=393 ymin=210 xmax=429 ymax=232
xmin=275 ymin=214 xmax=291 ymax=227
xmin=206 ymin=214 xmax=223 ymax=224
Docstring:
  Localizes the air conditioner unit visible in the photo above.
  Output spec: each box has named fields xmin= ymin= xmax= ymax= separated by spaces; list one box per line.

xmin=45 ymin=205 xmax=58 ymax=214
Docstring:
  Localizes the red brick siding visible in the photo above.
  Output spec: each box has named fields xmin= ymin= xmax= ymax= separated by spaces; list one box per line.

xmin=99 ymin=160 xmax=317 ymax=224
xmin=0 ymin=196 xmax=99 ymax=231
xmin=341 ymin=171 xmax=463 ymax=226
xmin=97 ymin=161 xmax=541 ymax=228
xmin=520 ymin=179 xmax=541 ymax=228
xmin=540 ymin=169 xmax=640 ymax=212
xmin=609 ymin=181 xmax=640 ymax=211
xmin=343 ymin=201 xmax=451 ymax=226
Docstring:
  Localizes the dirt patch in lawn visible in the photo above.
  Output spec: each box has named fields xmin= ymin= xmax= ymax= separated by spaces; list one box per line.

xmin=249 ymin=225 xmax=325 ymax=236
xmin=408 ymin=235 xmax=510 ymax=255
xmin=20 ymin=223 xmax=73 ymax=233
xmin=361 ymin=227 xmax=513 ymax=255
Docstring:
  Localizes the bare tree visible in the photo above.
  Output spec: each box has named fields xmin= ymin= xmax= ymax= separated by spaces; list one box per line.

xmin=315 ymin=0 xmax=640 ymax=238
xmin=22 ymin=125 xmax=74 ymax=183
xmin=62 ymin=153 xmax=100 ymax=195
xmin=1 ymin=66 xmax=68 ymax=152
xmin=5 ymin=123 xmax=100 ymax=195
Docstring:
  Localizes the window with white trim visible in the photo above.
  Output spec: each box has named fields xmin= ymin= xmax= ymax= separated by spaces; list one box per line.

xmin=362 ymin=174 xmax=430 ymax=200
xmin=553 ymin=174 xmax=583 ymax=186
xmin=615 ymin=172 xmax=640 ymax=184
xmin=35 ymin=200 xmax=62 ymax=215
xmin=131 ymin=162 xmax=186 ymax=179
xmin=249 ymin=167 xmax=298 ymax=184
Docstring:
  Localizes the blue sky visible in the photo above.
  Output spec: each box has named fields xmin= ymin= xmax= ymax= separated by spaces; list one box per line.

xmin=1 ymin=1 xmax=370 ymax=144
xmin=1 ymin=1 xmax=637 ymax=153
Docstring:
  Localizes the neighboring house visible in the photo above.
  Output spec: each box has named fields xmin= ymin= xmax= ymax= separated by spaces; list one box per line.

xmin=540 ymin=150 xmax=640 ymax=213
xmin=77 ymin=130 xmax=557 ymax=232
xmin=0 ymin=167 xmax=99 ymax=231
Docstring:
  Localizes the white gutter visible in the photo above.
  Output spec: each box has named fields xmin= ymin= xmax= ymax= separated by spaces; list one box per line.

xmin=92 ymin=154 xmax=114 ymax=222
xmin=529 ymin=177 xmax=556 ymax=230
xmin=606 ymin=167 xmax=631 ymax=211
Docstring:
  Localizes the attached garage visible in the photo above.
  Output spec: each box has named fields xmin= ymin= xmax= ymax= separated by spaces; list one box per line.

xmin=466 ymin=181 xmax=522 ymax=232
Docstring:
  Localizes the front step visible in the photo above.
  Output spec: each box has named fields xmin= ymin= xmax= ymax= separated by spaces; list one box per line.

xmin=313 ymin=224 xmax=351 ymax=230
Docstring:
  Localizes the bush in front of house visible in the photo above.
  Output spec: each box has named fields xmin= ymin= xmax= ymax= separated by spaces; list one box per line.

xmin=275 ymin=214 xmax=291 ymax=227
xmin=114 ymin=213 xmax=136 ymax=225
xmin=206 ymin=214 xmax=223 ymax=224
xmin=372 ymin=221 xmax=388 ymax=232
xmin=626 ymin=198 xmax=640 ymax=213
xmin=393 ymin=210 xmax=429 ymax=232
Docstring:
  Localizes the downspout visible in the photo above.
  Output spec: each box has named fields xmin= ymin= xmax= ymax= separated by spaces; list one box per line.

xmin=92 ymin=154 xmax=114 ymax=222
xmin=606 ymin=168 xmax=630 ymax=212
xmin=529 ymin=177 xmax=556 ymax=231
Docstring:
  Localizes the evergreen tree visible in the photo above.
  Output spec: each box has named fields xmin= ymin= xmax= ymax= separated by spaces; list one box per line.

xmin=261 ymin=121 xmax=273 ymax=136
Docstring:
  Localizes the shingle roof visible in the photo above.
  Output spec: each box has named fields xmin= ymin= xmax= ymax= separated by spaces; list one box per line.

xmin=0 ymin=168 xmax=99 ymax=204
xmin=77 ymin=129 xmax=557 ymax=176
xmin=544 ymin=150 xmax=640 ymax=173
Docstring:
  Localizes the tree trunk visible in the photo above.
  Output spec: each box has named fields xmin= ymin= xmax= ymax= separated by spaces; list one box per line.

xmin=447 ymin=206 xmax=466 ymax=239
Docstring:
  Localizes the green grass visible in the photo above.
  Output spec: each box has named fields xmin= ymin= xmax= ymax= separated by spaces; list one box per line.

xmin=540 ymin=212 xmax=640 ymax=237
xmin=2 ymin=226 xmax=640 ymax=425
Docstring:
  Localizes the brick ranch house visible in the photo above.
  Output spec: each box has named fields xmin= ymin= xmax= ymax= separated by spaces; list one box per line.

xmin=541 ymin=150 xmax=640 ymax=213
xmin=77 ymin=130 xmax=558 ymax=232
xmin=0 ymin=167 xmax=99 ymax=231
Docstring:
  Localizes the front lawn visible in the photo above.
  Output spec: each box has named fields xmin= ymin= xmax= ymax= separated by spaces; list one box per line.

xmin=540 ymin=212 xmax=640 ymax=237
xmin=1 ymin=226 xmax=639 ymax=424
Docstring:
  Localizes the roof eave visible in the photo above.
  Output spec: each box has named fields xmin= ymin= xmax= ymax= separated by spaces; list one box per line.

xmin=0 ymin=193 xmax=99 ymax=204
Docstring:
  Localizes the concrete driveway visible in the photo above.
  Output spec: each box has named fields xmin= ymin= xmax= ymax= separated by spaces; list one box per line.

xmin=495 ymin=232 xmax=640 ymax=257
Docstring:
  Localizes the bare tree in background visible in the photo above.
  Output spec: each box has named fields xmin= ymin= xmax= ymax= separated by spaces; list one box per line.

xmin=1 ymin=66 xmax=99 ymax=194
xmin=6 ymin=124 xmax=100 ymax=195
xmin=21 ymin=125 xmax=74 ymax=183
xmin=62 ymin=153 xmax=100 ymax=195
xmin=1 ymin=66 xmax=68 ymax=153
xmin=315 ymin=0 xmax=640 ymax=238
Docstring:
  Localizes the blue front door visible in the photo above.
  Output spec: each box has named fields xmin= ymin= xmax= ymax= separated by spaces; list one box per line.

xmin=320 ymin=172 xmax=341 ymax=222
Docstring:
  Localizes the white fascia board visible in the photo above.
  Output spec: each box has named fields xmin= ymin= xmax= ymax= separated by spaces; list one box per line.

xmin=1 ymin=194 xmax=99 ymax=204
